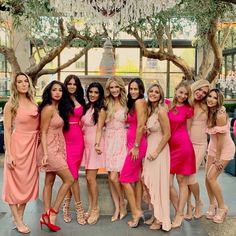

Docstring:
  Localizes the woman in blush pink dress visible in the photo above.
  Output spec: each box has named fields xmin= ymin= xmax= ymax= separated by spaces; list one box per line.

xmin=205 ymin=89 xmax=235 ymax=224
xmin=62 ymin=75 xmax=86 ymax=225
xmin=2 ymin=73 xmax=39 ymax=234
xmin=142 ymin=83 xmax=171 ymax=231
xmin=119 ymin=78 xmax=148 ymax=228
xmin=185 ymin=79 xmax=210 ymax=220
xmin=81 ymin=82 xmax=105 ymax=225
xmin=95 ymin=77 xmax=127 ymax=222
xmin=37 ymin=81 xmax=74 ymax=232
xmin=168 ymin=81 xmax=196 ymax=228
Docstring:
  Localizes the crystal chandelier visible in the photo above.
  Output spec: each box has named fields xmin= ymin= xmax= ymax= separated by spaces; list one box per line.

xmin=50 ymin=0 xmax=179 ymax=31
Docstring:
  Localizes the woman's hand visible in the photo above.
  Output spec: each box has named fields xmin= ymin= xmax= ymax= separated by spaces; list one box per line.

xmin=6 ymin=154 xmax=15 ymax=169
xmin=41 ymin=155 xmax=48 ymax=167
xmin=95 ymin=144 xmax=102 ymax=155
xmin=147 ymin=152 xmax=158 ymax=161
xmin=130 ymin=147 xmax=139 ymax=160
xmin=214 ymin=159 xmax=224 ymax=172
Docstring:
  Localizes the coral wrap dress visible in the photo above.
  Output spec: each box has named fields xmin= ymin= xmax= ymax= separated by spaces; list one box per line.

xmin=2 ymin=104 xmax=39 ymax=204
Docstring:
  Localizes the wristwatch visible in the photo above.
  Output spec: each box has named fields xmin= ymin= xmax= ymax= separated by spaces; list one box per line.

xmin=134 ymin=143 xmax=139 ymax=148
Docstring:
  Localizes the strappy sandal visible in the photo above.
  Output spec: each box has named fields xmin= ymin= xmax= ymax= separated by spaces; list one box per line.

xmin=75 ymin=201 xmax=86 ymax=225
xmin=87 ymin=207 xmax=100 ymax=225
xmin=63 ymin=197 xmax=72 ymax=223
xmin=206 ymin=204 xmax=217 ymax=220
xmin=213 ymin=206 xmax=228 ymax=224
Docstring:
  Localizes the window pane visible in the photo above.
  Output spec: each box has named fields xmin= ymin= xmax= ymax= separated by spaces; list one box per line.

xmin=169 ymin=73 xmax=184 ymax=97
xmin=88 ymin=48 xmax=104 ymax=75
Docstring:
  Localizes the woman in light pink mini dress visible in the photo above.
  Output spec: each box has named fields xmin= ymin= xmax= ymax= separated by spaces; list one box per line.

xmin=205 ymin=88 xmax=235 ymax=224
xmin=81 ymin=82 xmax=105 ymax=225
xmin=95 ymin=77 xmax=127 ymax=222
xmin=185 ymin=79 xmax=210 ymax=220
xmin=2 ymin=73 xmax=39 ymax=234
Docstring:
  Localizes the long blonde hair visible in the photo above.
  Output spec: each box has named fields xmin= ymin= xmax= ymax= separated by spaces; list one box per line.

xmin=105 ymin=76 xmax=127 ymax=122
xmin=171 ymin=80 xmax=192 ymax=111
xmin=10 ymin=72 xmax=36 ymax=119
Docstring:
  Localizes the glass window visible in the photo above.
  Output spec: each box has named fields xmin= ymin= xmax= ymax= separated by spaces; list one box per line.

xmin=88 ymin=48 xmax=104 ymax=75
xmin=169 ymin=73 xmax=184 ymax=97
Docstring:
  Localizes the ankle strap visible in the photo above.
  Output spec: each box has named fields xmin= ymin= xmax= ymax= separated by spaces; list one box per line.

xmin=49 ymin=208 xmax=59 ymax=215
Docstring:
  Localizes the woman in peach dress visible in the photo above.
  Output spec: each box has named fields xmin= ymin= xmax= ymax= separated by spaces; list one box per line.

xmin=2 ymin=73 xmax=39 ymax=234
xmin=185 ymin=79 xmax=210 ymax=220
xmin=205 ymin=88 xmax=235 ymax=224
xmin=142 ymin=83 xmax=171 ymax=231
xmin=95 ymin=77 xmax=127 ymax=222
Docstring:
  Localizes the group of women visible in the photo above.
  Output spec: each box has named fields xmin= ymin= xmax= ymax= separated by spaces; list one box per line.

xmin=1 ymin=72 xmax=235 ymax=234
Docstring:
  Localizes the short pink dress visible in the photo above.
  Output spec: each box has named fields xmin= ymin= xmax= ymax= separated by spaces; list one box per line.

xmin=206 ymin=122 xmax=235 ymax=160
xmin=2 ymin=104 xmax=39 ymax=204
xmin=81 ymin=107 xmax=105 ymax=169
xmin=37 ymin=112 xmax=68 ymax=172
xmin=119 ymin=111 xmax=147 ymax=183
xmin=168 ymin=104 xmax=196 ymax=175
xmin=64 ymin=106 xmax=84 ymax=180
xmin=188 ymin=109 xmax=208 ymax=184
xmin=142 ymin=112 xmax=171 ymax=231
xmin=104 ymin=109 xmax=127 ymax=172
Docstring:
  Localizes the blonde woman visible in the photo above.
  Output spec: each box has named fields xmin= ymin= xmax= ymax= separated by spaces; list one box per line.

xmin=142 ymin=83 xmax=171 ymax=231
xmin=95 ymin=76 xmax=128 ymax=221
xmin=185 ymin=79 xmax=210 ymax=220
xmin=205 ymin=88 xmax=235 ymax=223
xmin=2 ymin=73 xmax=39 ymax=233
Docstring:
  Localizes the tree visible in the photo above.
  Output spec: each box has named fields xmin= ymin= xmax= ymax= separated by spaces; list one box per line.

xmin=0 ymin=0 xmax=106 ymax=83
xmin=124 ymin=0 xmax=235 ymax=82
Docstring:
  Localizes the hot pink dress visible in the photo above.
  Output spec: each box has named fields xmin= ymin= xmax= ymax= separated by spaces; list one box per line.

xmin=37 ymin=112 xmax=68 ymax=172
xmin=81 ymin=107 xmax=105 ymax=169
xmin=168 ymin=105 xmax=196 ymax=175
xmin=119 ymin=111 xmax=147 ymax=183
xmin=64 ymin=106 xmax=84 ymax=179
xmin=104 ymin=109 xmax=127 ymax=172
xmin=2 ymin=104 xmax=39 ymax=204
xmin=142 ymin=112 xmax=171 ymax=231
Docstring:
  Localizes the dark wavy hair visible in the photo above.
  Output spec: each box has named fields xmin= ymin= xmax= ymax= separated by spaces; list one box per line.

xmin=127 ymin=77 xmax=145 ymax=114
xmin=64 ymin=74 xmax=86 ymax=113
xmin=84 ymin=82 xmax=105 ymax=125
xmin=38 ymin=80 xmax=71 ymax=130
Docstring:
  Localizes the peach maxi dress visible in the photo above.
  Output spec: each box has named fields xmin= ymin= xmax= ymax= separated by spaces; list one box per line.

xmin=142 ymin=112 xmax=171 ymax=231
xmin=2 ymin=104 xmax=39 ymax=204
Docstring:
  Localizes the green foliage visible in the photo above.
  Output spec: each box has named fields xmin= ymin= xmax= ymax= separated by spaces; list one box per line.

xmin=225 ymin=102 xmax=236 ymax=114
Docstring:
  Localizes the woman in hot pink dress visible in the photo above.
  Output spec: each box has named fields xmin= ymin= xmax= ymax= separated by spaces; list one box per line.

xmin=142 ymin=83 xmax=171 ymax=231
xmin=168 ymin=81 xmax=196 ymax=228
xmin=185 ymin=79 xmax=210 ymax=220
xmin=119 ymin=78 xmax=147 ymax=228
xmin=37 ymin=81 xmax=74 ymax=232
xmin=81 ymin=82 xmax=105 ymax=225
xmin=95 ymin=77 xmax=127 ymax=222
xmin=2 ymin=73 xmax=39 ymax=234
xmin=62 ymin=75 xmax=86 ymax=225
xmin=205 ymin=88 xmax=235 ymax=224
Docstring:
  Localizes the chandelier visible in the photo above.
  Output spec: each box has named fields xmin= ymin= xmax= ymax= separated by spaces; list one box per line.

xmin=50 ymin=0 xmax=179 ymax=31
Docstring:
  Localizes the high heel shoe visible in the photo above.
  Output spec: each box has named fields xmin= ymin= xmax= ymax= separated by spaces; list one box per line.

xmin=119 ymin=199 xmax=128 ymax=220
xmin=184 ymin=204 xmax=194 ymax=221
xmin=213 ymin=206 xmax=228 ymax=224
xmin=149 ymin=220 xmax=162 ymax=230
xmin=111 ymin=212 xmax=120 ymax=222
xmin=171 ymin=214 xmax=184 ymax=228
xmin=145 ymin=215 xmax=154 ymax=225
xmin=75 ymin=201 xmax=86 ymax=225
xmin=87 ymin=207 xmax=100 ymax=225
xmin=40 ymin=209 xmax=61 ymax=232
xmin=14 ymin=221 xmax=31 ymax=234
xmin=206 ymin=204 xmax=217 ymax=220
xmin=63 ymin=197 xmax=72 ymax=223
xmin=128 ymin=214 xmax=145 ymax=228
xmin=194 ymin=200 xmax=203 ymax=219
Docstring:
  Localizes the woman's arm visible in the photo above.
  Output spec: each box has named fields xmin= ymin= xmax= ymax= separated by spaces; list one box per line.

xmin=3 ymin=101 xmax=15 ymax=169
xmin=40 ymin=105 xmax=54 ymax=166
xmin=148 ymin=107 xmax=171 ymax=161
xmin=131 ymin=99 xmax=147 ymax=160
xmin=95 ymin=108 xmax=106 ymax=155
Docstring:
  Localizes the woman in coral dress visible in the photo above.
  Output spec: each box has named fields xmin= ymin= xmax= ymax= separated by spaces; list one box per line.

xmin=205 ymin=88 xmax=235 ymax=224
xmin=185 ymin=79 xmax=210 ymax=220
xmin=142 ymin=83 xmax=171 ymax=231
xmin=2 ymin=73 xmax=39 ymax=234
xmin=119 ymin=78 xmax=147 ymax=228
xmin=37 ymin=81 xmax=74 ymax=232
xmin=95 ymin=77 xmax=127 ymax=222
xmin=168 ymin=81 xmax=196 ymax=228
xmin=81 ymin=82 xmax=105 ymax=225
xmin=62 ymin=75 xmax=86 ymax=225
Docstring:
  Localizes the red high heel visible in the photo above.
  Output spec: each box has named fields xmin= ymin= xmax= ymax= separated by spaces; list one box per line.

xmin=40 ymin=209 xmax=61 ymax=232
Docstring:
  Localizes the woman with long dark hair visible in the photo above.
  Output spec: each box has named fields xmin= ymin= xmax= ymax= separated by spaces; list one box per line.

xmin=119 ymin=78 xmax=148 ymax=228
xmin=81 ymin=82 xmax=105 ymax=225
xmin=37 ymin=80 xmax=74 ymax=232
xmin=62 ymin=75 xmax=86 ymax=225
xmin=205 ymin=88 xmax=235 ymax=223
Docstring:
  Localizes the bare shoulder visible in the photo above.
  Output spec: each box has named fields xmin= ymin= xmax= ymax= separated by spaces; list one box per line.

xmin=158 ymin=106 xmax=168 ymax=116
xmin=41 ymin=105 xmax=55 ymax=115
xmin=4 ymin=101 xmax=12 ymax=112
xmin=135 ymin=98 xmax=147 ymax=107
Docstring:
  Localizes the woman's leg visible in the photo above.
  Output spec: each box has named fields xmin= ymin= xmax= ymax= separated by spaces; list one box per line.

xmin=185 ymin=187 xmax=194 ymax=220
xmin=135 ymin=180 xmax=143 ymax=212
xmin=169 ymin=174 xmax=178 ymax=212
xmin=63 ymin=188 xmax=72 ymax=223
xmin=189 ymin=182 xmax=203 ymax=218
